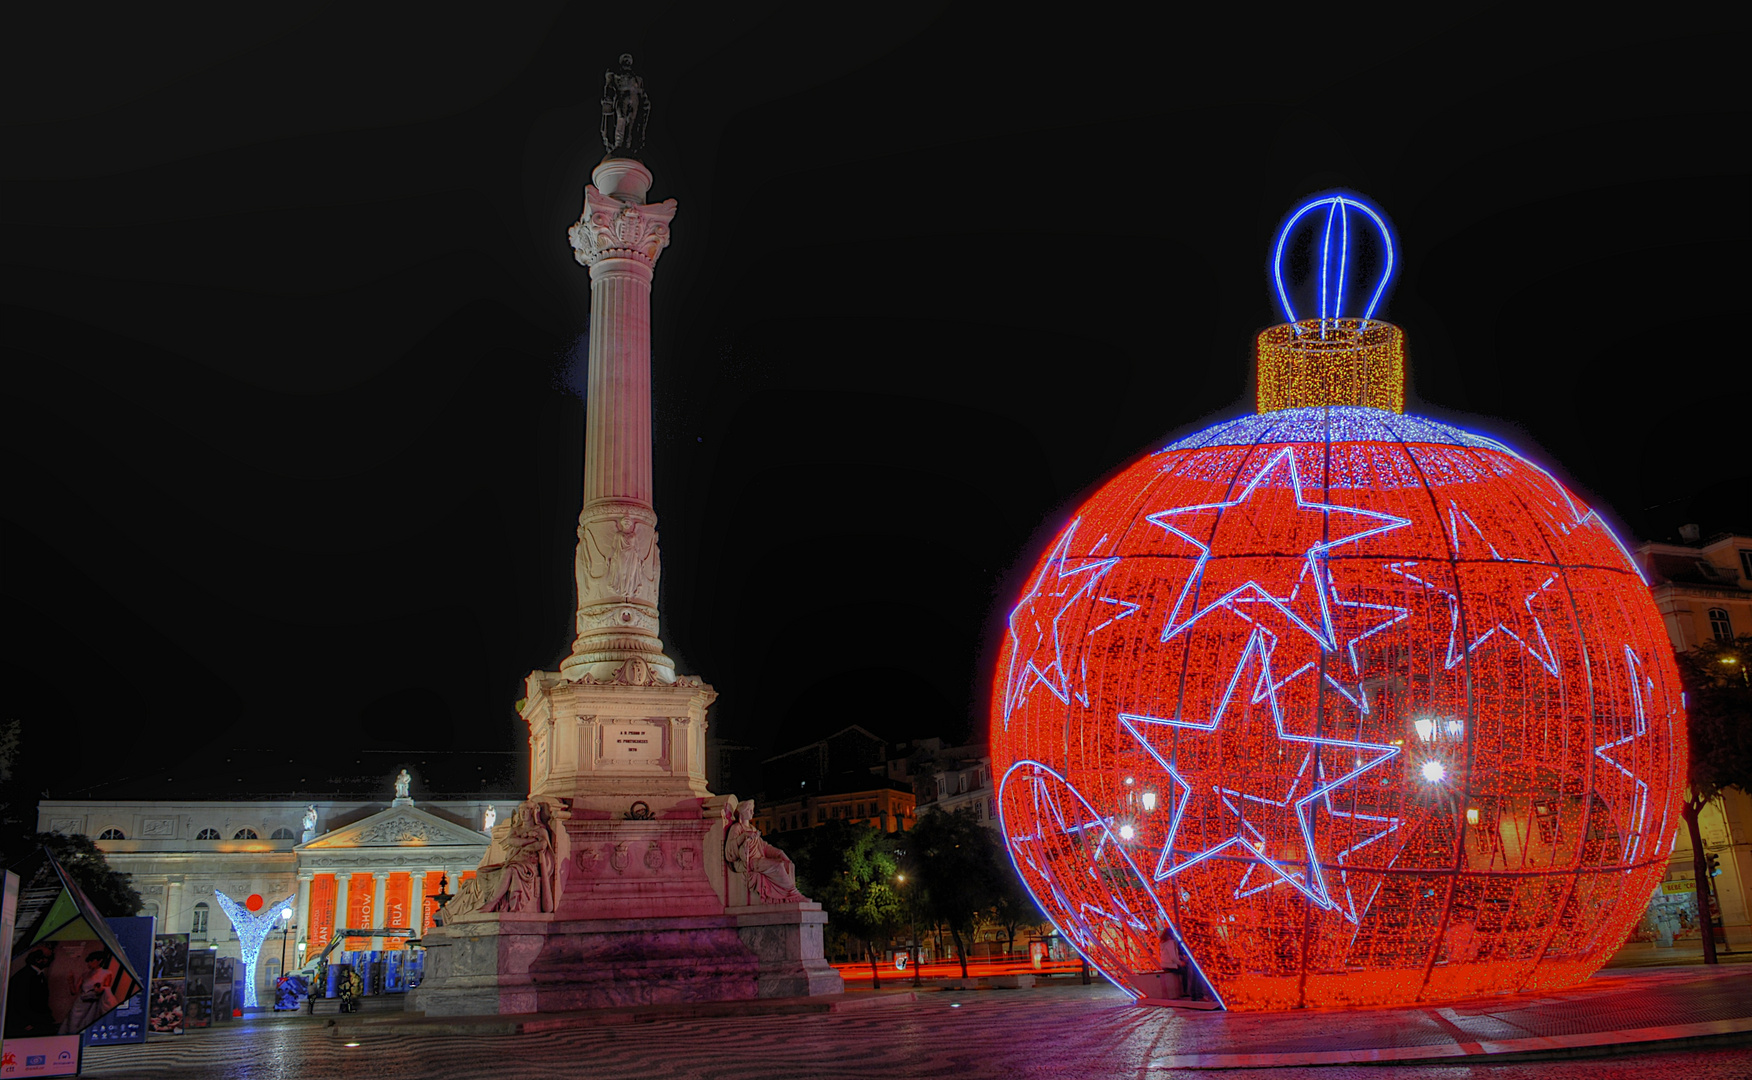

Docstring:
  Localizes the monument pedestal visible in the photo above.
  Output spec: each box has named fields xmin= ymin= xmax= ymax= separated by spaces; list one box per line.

xmin=407 ymin=673 xmax=843 ymax=1015
xmin=729 ymin=903 xmax=842 ymax=998
xmin=410 ymin=913 xmax=759 ymax=1015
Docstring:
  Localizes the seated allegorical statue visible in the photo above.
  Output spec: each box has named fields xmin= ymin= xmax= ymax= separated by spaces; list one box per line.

xmin=723 ymin=795 xmax=806 ymax=905
xmin=446 ymin=802 xmax=556 ymax=917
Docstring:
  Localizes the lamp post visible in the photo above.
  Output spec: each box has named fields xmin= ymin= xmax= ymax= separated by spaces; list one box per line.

xmin=896 ymin=873 xmax=921 ymax=988
xmin=277 ymin=907 xmax=293 ymax=1004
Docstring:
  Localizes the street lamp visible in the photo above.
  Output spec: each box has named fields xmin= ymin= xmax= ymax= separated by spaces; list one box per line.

xmin=278 ymin=907 xmax=293 ymax=998
xmin=896 ymin=872 xmax=921 ymax=987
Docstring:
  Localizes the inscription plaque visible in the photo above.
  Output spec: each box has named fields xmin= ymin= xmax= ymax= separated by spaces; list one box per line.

xmin=599 ymin=720 xmax=665 ymax=769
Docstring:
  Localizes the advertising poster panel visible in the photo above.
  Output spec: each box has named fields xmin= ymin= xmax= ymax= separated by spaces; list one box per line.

xmin=184 ymin=950 xmax=214 ymax=1029
xmin=147 ymin=935 xmax=188 ymax=1035
xmin=6 ymin=853 xmax=149 ymax=1078
xmin=146 ymin=980 xmax=183 ymax=1036
xmin=212 ymin=958 xmax=235 ymax=1023
xmin=1 ymin=871 xmax=18 ymax=1036
xmin=82 ymin=916 xmax=155 ymax=1047
xmin=0 ymin=1034 xmax=81 ymax=1078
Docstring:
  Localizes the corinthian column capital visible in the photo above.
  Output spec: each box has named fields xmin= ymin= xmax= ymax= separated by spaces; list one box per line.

xmin=568 ymin=185 xmax=677 ymax=271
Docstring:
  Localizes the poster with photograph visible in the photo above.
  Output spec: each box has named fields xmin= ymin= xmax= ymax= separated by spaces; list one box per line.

xmin=146 ymin=979 xmax=184 ymax=1035
xmin=5 ymin=940 xmax=139 ymax=1041
xmin=212 ymin=957 xmax=235 ymax=1023
xmin=150 ymin=935 xmax=187 ymax=981
xmin=184 ymin=949 xmax=214 ymax=1029
xmin=6 ymin=849 xmax=145 ymax=1047
xmin=82 ymin=916 xmax=155 ymax=1047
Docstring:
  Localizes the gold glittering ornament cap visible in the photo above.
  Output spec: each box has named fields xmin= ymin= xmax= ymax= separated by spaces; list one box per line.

xmin=1258 ymin=192 xmax=1404 ymax=414
xmin=1256 ymin=318 xmax=1405 ymax=413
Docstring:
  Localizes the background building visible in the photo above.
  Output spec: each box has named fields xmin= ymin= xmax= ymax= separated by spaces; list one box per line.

xmin=35 ymin=785 xmax=515 ymax=1003
xmin=893 ymin=739 xmax=998 ymax=831
xmin=1635 ymin=528 xmax=1752 ymax=950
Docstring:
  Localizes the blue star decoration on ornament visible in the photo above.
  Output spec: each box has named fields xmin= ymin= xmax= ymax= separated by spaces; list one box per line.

xmin=1146 ymin=448 xmax=1410 ymax=652
xmin=1387 ymin=502 xmax=1561 ymax=676
xmin=1593 ymin=646 xmax=1658 ymax=864
xmin=1002 ymin=520 xmax=1119 ymax=728
xmin=1117 ymin=627 xmax=1400 ymax=916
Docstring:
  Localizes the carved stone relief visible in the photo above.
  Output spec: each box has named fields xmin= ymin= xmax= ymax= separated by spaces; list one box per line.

xmin=644 ymin=843 xmax=664 ymax=871
xmin=568 ymin=187 xmax=677 ymax=269
xmin=575 ymin=513 xmax=661 ymax=609
xmin=675 ymin=847 xmax=697 ymax=871
xmin=611 ymin=842 xmax=631 ymax=874
xmin=356 ymin=817 xmax=436 ymax=845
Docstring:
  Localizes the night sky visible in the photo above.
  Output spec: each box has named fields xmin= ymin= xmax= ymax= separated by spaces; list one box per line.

xmin=4 ymin=4 xmax=1746 ymax=801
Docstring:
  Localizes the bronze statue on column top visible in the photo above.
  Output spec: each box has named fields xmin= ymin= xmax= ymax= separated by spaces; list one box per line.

xmin=600 ymin=53 xmax=650 ymax=160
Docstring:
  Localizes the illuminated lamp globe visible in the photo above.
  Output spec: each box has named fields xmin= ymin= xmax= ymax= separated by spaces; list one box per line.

xmin=991 ymin=192 xmax=1686 ymax=1011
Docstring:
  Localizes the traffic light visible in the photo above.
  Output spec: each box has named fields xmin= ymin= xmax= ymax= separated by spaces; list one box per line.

xmin=1707 ymin=853 xmax=1722 ymax=878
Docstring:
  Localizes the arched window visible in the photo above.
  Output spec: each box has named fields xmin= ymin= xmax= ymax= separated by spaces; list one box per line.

xmin=196 ymin=828 xmax=222 ymax=840
xmin=98 ymin=828 xmax=125 ymax=840
xmin=233 ymin=828 xmax=259 ymax=840
xmin=270 ymin=827 xmax=296 ymax=840
xmin=1709 ymin=607 xmax=1734 ymax=642
xmin=191 ymin=902 xmax=209 ymax=937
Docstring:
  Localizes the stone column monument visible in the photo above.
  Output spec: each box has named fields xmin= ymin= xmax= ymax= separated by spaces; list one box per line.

xmin=408 ymin=56 xmax=841 ymax=1016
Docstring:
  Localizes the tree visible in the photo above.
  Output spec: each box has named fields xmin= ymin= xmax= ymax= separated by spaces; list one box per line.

xmin=1674 ymin=635 xmax=1752 ymax=964
xmin=0 ymin=718 xmax=24 ymax=861
xmin=808 ymin=823 xmax=904 ymax=988
xmin=23 ymin=832 xmax=144 ymax=917
xmin=991 ymin=848 xmax=1045 ymax=958
xmin=909 ymin=808 xmax=1002 ymax=977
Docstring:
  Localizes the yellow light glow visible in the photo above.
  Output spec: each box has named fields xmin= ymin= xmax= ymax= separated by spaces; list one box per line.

xmin=1256 ymin=318 xmax=1405 ymax=413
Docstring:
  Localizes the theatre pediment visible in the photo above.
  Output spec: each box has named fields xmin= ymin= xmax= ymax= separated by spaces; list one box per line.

xmin=298 ymin=806 xmax=487 ymax=851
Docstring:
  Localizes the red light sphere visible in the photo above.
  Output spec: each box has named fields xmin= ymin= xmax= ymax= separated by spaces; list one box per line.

xmin=992 ymin=358 xmax=1686 ymax=1010
xmin=245 ymin=893 xmax=264 ymax=912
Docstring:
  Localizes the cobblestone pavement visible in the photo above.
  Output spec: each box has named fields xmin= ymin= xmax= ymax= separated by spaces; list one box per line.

xmin=81 ymin=968 xmax=1751 ymax=1080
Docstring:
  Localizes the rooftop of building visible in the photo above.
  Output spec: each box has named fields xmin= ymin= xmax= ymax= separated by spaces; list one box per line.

xmin=46 ymin=747 xmax=525 ymax=802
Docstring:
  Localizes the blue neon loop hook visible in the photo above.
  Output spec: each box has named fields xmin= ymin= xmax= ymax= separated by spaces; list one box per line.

xmin=1272 ymin=193 xmax=1396 ymax=325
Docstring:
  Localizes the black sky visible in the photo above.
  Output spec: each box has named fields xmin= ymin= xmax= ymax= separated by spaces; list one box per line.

xmin=3 ymin=3 xmax=1747 ymax=800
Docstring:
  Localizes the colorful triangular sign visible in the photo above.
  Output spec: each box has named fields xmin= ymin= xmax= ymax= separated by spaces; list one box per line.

xmin=7 ymin=848 xmax=145 ymax=1037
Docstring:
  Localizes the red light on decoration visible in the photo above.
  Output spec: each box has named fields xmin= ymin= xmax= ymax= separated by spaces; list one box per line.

xmin=245 ymin=893 xmax=264 ymax=912
xmin=991 ymin=195 xmax=1686 ymax=1011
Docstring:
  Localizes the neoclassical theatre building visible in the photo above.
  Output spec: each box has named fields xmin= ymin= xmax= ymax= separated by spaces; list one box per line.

xmin=35 ymin=781 xmax=517 ymax=1001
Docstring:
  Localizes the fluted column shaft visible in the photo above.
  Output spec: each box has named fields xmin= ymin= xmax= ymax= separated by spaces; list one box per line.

xmin=584 ymin=259 xmax=655 ymax=508
xmin=561 ymin=158 xmax=678 ymax=684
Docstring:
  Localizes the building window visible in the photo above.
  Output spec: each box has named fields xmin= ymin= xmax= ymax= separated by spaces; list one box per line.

xmin=98 ymin=828 xmax=125 ymax=840
xmin=196 ymin=828 xmax=222 ymax=840
xmin=1741 ymin=550 xmax=1752 ymax=580
xmin=270 ymin=827 xmax=296 ymax=840
xmin=233 ymin=828 xmax=259 ymax=840
xmin=1709 ymin=607 xmax=1734 ymax=642
xmin=191 ymin=903 xmax=209 ymax=937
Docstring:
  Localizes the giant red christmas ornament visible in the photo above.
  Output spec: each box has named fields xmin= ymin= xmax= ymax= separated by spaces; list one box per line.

xmin=991 ymin=194 xmax=1686 ymax=1010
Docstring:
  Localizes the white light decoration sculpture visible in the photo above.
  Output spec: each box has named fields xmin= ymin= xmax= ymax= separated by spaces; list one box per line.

xmin=214 ymin=890 xmax=298 ymax=1008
